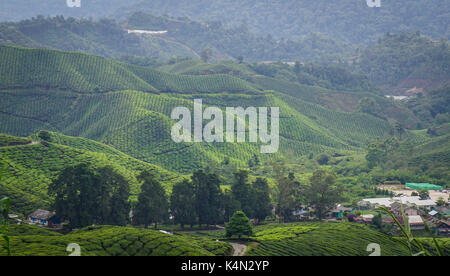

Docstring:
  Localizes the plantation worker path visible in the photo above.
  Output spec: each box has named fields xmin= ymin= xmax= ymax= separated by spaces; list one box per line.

xmin=0 ymin=141 xmax=40 ymax=148
xmin=230 ymin=242 xmax=247 ymax=256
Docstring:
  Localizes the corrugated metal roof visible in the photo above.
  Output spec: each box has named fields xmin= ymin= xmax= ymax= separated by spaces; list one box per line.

xmin=407 ymin=215 xmax=424 ymax=225
xmin=429 ymin=210 xmax=438 ymax=216
xmin=361 ymin=196 xmax=436 ymax=207
xmin=29 ymin=209 xmax=55 ymax=220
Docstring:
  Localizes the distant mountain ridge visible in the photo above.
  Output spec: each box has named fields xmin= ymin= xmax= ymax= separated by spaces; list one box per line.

xmin=120 ymin=0 xmax=450 ymax=43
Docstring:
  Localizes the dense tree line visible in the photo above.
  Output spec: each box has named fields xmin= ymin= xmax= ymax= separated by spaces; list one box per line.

xmin=404 ymin=86 xmax=450 ymax=129
xmin=168 ymin=169 xmax=272 ymax=228
xmin=358 ymin=33 xmax=450 ymax=86
xmin=249 ymin=61 xmax=380 ymax=93
xmin=49 ymin=164 xmax=347 ymax=229
xmin=126 ymin=12 xmax=353 ymax=64
xmin=48 ymin=164 xmax=130 ymax=229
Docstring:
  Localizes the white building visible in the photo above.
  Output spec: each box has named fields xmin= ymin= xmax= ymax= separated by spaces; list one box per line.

xmin=359 ymin=196 xmax=436 ymax=208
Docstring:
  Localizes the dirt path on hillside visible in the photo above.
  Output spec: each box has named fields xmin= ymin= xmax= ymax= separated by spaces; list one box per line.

xmin=0 ymin=141 xmax=40 ymax=148
xmin=230 ymin=243 xmax=247 ymax=256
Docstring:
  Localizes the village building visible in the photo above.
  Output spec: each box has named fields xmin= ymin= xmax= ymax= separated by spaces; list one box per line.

xmin=407 ymin=215 xmax=425 ymax=230
xmin=28 ymin=209 xmax=59 ymax=227
xmin=428 ymin=210 xmax=439 ymax=218
xmin=436 ymin=221 xmax=450 ymax=236
xmin=382 ymin=215 xmax=405 ymax=226
xmin=7 ymin=214 xmax=22 ymax=224
xmin=390 ymin=202 xmax=418 ymax=216
xmin=359 ymin=196 xmax=436 ymax=209
xmin=355 ymin=214 xmax=374 ymax=224
xmin=330 ymin=205 xmax=353 ymax=219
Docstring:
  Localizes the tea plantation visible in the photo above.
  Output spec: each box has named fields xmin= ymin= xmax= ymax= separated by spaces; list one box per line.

xmin=0 ymin=132 xmax=184 ymax=214
xmin=247 ymin=222 xmax=449 ymax=256
xmin=2 ymin=225 xmax=230 ymax=256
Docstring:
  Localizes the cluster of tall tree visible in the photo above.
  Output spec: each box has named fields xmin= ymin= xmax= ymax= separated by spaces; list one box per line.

xmin=168 ymin=169 xmax=272 ymax=228
xmin=50 ymin=164 xmax=345 ymax=229
xmin=48 ymin=164 xmax=130 ymax=229
xmin=272 ymin=163 xmax=344 ymax=221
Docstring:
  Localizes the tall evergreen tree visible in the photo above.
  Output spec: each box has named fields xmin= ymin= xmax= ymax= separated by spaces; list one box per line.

xmin=48 ymin=164 xmax=100 ymax=228
xmin=252 ymin=177 xmax=272 ymax=222
xmin=231 ymin=170 xmax=254 ymax=218
xmin=48 ymin=164 xmax=131 ymax=228
xmin=192 ymin=170 xmax=222 ymax=226
xmin=98 ymin=166 xmax=130 ymax=226
xmin=221 ymin=189 xmax=240 ymax=223
xmin=170 ymin=179 xmax=197 ymax=228
xmin=134 ymin=171 xmax=168 ymax=228
xmin=276 ymin=172 xmax=303 ymax=222
xmin=305 ymin=170 xmax=343 ymax=220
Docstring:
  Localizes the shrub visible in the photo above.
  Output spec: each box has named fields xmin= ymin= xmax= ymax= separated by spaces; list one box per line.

xmin=225 ymin=211 xmax=253 ymax=238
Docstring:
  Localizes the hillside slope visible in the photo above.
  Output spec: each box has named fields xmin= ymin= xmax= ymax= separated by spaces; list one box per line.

xmin=0 ymin=132 xmax=183 ymax=215
xmin=0 ymin=45 xmax=258 ymax=94
xmin=0 ymin=46 xmax=424 ymax=175
xmin=247 ymin=222 xmax=449 ymax=256
xmin=3 ymin=225 xmax=225 ymax=256
xmin=358 ymin=33 xmax=450 ymax=94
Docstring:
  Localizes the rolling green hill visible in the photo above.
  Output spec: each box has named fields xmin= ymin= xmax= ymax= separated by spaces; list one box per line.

xmin=0 ymin=45 xmax=259 ymax=94
xmin=157 ymin=58 xmax=423 ymax=129
xmin=4 ymin=222 xmax=448 ymax=256
xmin=246 ymin=222 xmax=449 ymax=256
xmin=2 ymin=225 xmax=229 ymax=256
xmin=0 ymin=131 xmax=184 ymax=215
xmin=358 ymin=33 xmax=450 ymax=93
xmin=0 ymin=45 xmax=404 ymax=175
xmin=0 ymin=45 xmax=446 ymax=216
xmin=0 ymin=16 xmax=197 ymax=61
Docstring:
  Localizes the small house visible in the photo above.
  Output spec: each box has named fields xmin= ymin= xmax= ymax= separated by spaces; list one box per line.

xmin=436 ymin=221 xmax=450 ymax=236
xmin=382 ymin=215 xmax=405 ymax=226
xmin=428 ymin=210 xmax=439 ymax=218
xmin=29 ymin=209 xmax=59 ymax=227
xmin=330 ymin=205 xmax=353 ymax=219
xmin=8 ymin=214 xmax=22 ymax=224
xmin=408 ymin=215 xmax=425 ymax=230
xmin=390 ymin=202 xmax=418 ymax=216
xmin=354 ymin=214 xmax=373 ymax=224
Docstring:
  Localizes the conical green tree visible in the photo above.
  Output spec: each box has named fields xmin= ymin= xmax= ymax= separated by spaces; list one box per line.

xmin=225 ymin=211 xmax=253 ymax=238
